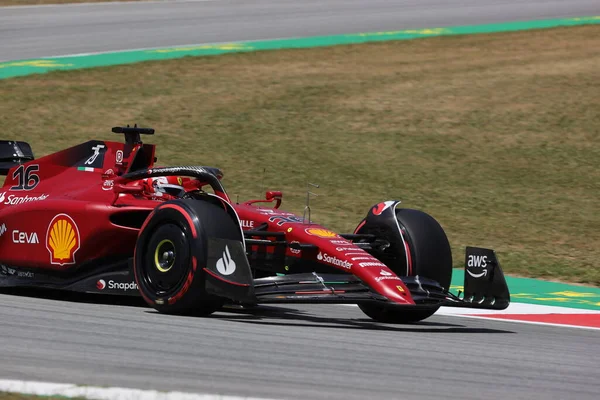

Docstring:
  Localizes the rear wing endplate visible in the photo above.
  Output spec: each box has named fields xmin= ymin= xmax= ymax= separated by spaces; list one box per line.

xmin=0 ymin=140 xmax=34 ymax=175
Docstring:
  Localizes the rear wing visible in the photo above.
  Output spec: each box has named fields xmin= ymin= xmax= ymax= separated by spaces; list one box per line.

xmin=0 ymin=140 xmax=34 ymax=175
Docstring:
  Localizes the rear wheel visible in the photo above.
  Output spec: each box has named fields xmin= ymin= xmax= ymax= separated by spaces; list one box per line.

xmin=134 ymin=199 xmax=240 ymax=315
xmin=358 ymin=208 xmax=452 ymax=323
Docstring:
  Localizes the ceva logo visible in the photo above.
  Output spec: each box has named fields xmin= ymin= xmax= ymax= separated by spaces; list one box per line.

xmin=12 ymin=230 xmax=39 ymax=244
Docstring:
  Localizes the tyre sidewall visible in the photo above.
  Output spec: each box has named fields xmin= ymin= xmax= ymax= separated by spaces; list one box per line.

xmin=134 ymin=201 xmax=212 ymax=314
xmin=395 ymin=208 xmax=452 ymax=290
xmin=358 ymin=207 xmax=453 ymax=323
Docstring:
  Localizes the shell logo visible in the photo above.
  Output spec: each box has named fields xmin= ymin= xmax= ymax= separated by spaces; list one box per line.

xmin=46 ymin=214 xmax=80 ymax=266
xmin=305 ymin=228 xmax=338 ymax=238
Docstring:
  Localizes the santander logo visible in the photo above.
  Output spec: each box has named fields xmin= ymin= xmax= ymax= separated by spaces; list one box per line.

xmin=316 ymin=252 xmax=352 ymax=269
xmin=96 ymin=279 xmax=106 ymax=290
xmin=372 ymin=201 xmax=396 ymax=216
xmin=216 ymin=246 xmax=236 ymax=276
xmin=374 ymin=269 xmax=401 ymax=282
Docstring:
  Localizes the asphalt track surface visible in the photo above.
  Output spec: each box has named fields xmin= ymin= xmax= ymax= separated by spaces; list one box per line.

xmin=3 ymin=1 xmax=600 ymax=399
xmin=0 ymin=290 xmax=599 ymax=400
xmin=1 ymin=0 xmax=600 ymax=62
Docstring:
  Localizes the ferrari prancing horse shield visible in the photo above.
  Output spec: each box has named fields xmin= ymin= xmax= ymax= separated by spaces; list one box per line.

xmin=46 ymin=214 xmax=81 ymax=266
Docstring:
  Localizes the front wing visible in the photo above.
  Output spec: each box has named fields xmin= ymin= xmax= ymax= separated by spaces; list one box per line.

xmin=204 ymin=245 xmax=510 ymax=310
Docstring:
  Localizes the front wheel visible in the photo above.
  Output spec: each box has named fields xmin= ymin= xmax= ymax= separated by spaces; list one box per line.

xmin=357 ymin=208 xmax=452 ymax=323
xmin=133 ymin=199 xmax=239 ymax=315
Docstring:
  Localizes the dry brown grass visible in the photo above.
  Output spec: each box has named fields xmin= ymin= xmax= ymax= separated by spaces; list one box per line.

xmin=1 ymin=25 xmax=599 ymax=284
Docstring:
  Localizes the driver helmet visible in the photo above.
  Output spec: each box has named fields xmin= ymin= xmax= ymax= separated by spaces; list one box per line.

xmin=146 ymin=176 xmax=184 ymax=196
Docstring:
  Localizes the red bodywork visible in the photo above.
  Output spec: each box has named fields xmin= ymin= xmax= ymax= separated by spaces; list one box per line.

xmin=0 ymin=139 xmax=413 ymax=305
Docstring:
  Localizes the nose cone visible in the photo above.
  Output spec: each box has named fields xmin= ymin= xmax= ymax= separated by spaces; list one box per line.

xmin=315 ymin=239 xmax=416 ymax=305
xmin=377 ymin=280 xmax=414 ymax=305
xmin=354 ymin=265 xmax=415 ymax=305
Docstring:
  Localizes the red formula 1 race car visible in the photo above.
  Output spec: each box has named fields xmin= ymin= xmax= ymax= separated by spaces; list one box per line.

xmin=0 ymin=127 xmax=510 ymax=323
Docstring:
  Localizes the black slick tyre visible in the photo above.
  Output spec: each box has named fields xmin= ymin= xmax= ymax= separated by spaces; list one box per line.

xmin=358 ymin=208 xmax=452 ymax=323
xmin=133 ymin=199 xmax=240 ymax=315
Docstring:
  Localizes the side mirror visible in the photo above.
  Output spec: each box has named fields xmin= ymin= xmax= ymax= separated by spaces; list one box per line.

xmin=266 ymin=191 xmax=282 ymax=201
xmin=243 ymin=190 xmax=283 ymax=208
xmin=266 ymin=191 xmax=282 ymax=208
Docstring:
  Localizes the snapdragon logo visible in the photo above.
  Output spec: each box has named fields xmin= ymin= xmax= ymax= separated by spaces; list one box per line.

xmin=96 ymin=279 xmax=138 ymax=291
xmin=110 ymin=280 xmax=138 ymax=291
xmin=0 ymin=192 xmax=49 ymax=206
xmin=316 ymin=252 xmax=352 ymax=269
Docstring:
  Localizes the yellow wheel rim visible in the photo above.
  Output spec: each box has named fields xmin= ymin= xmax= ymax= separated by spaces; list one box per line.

xmin=154 ymin=239 xmax=175 ymax=273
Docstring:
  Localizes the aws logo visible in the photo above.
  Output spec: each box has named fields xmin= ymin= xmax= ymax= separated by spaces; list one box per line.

xmin=467 ymin=255 xmax=488 ymax=278
xmin=46 ymin=214 xmax=80 ymax=266
xmin=467 ymin=255 xmax=488 ymax=268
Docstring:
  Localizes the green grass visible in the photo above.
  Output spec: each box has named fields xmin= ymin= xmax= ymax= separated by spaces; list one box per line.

xmin=1 ymin=25 xmax=599 ymax=285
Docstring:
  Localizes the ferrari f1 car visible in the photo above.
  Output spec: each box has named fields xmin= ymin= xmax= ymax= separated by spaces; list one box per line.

xmin=0 ymin=127 xmax=510 ymax=323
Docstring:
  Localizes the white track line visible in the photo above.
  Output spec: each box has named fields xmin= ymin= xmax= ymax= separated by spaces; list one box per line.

xmin=46 ymin=35 xmax=302 ymax=59
xmin=342 ymin=302 xmax=600 ymax=330
xmin=437 ymin=302 xmax=600 ymax=331
xmin=437 ymin=302 xmax=600 ymax=315
xmin=0 ymin=379 xmax=276 ymax=400
xmin=344 ymin=302 xmax=600 ymax=315
xmin=438 ymin=313 xmax=600 ymax=331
